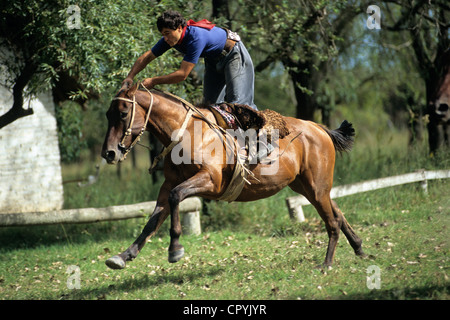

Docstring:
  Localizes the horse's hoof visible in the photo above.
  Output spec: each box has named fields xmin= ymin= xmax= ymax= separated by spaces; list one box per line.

xmin=315 ymin=263 xmax=332 ymax=271
xmin=105 ymin=255 xmax=126 ymax=269
xmin=355 ymin=248 xmax=367 ymax=258
xmin=168 ymin=247 xmax=185 ymax=263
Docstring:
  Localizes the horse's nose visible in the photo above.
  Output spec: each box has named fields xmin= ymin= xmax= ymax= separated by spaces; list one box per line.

xmin=104 ymin=150 xmax=116 ymax=163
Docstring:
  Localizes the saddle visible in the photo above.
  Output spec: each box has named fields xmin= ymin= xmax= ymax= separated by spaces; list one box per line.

xmin=209 ymin=103 xmax=290 ymax=140
xmin=202 ymin=103 xmax=290 ymax=201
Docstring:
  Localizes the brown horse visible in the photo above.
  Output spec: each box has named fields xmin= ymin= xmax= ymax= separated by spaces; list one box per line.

xmin=101 ymin=84 xmax=365 ymax=269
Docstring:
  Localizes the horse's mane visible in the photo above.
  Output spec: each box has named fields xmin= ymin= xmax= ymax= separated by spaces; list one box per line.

xmin=116 ymin=85 xmax=187 ymax=107
xmin=150 ymin=89 xmax=188 ymax=105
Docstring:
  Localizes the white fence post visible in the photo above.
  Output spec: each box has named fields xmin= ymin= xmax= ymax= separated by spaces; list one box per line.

xmin=286 ymin=197 xmax=306 ymax=223
xmin=419 ymin=169 xmax=428 ymax=194
xmin=182 ymin=210 xmax=202 ymax=235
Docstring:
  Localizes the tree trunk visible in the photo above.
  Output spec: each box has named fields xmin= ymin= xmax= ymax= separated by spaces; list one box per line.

xmin=422 ymin=51 xmax=449 ymax=154
xmin=288 ymin=60 xmax=320 ymax=121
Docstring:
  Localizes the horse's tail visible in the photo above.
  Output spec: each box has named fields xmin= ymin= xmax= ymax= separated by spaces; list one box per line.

xmin=320 ymin=120 xmax=355 ymax=154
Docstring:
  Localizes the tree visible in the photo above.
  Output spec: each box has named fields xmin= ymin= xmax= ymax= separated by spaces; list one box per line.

xmin=233 ymin=0 xmax=363 ymax=123
xmin=381 ymin=0 xmax=450 ymax=153
xmin=0 ymin=0 xmax=208 ymax=130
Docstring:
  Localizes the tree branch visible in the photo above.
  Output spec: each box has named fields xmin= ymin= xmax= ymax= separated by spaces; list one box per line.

xmin=255 ymin=4 xmax=326 ymax=73
xmin=383 ymin=0 xmax=428 ymax=31
xmin=0 ymin=62 xmax=37 ymax=129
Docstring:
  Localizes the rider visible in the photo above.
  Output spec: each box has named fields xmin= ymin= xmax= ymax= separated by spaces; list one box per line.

xmin=121 ymin=10 xmax=274 ymax=159
xmin=121 ymin=10 xmax=257 ymax=110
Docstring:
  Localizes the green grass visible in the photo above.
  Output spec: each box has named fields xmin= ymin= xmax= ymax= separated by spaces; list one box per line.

xmin=0 ymin=130 xmax=449 ymax=300
xmin=0 ymin=179 xmax=448 ymax=300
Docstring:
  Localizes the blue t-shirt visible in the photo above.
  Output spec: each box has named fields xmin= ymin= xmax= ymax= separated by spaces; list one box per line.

xmin=151 ymin=26 xmax=227 ymax=64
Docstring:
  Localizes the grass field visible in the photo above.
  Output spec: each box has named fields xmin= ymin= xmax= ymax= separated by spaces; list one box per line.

xmin=0 ymin=132 xmax=449 ymax=301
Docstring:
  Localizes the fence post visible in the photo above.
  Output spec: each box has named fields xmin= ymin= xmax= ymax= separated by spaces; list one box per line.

xmin=286 ymin=197 xmax=306 ymax=223
xmin=179 ymin=197 xmax=202 ymax=235
xmin=418 ymin=169 xmax=428 ymax=194
xmin=284 ymin=170 xmax=450 ymax=222
xmin=182 ymin=210 xmax=201 ymax=235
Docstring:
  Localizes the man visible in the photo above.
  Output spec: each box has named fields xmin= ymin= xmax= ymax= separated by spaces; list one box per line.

xmin=121 ymin=10 xmax=257 ymax=110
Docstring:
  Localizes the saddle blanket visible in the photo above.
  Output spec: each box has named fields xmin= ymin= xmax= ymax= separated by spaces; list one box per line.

xmin=211 ymin=104 xmax=238 ymax=129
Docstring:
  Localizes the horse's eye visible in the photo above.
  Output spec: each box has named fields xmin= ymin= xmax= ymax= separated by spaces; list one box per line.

xmin=120 ymin=112 xmax=128 ymax=120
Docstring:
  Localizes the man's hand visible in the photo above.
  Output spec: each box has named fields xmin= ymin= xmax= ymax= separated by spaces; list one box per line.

xmin=120 ymin=50 xmax=156 ymax=91
xmin=142 ymin=78 xmax=156 ymax=90
xmin=121 ymin=77 xmax=133 ymax=91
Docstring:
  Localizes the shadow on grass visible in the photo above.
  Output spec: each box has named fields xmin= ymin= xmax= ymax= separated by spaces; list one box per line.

xmin=0 ymin=219 xmax=152 ymax=252
xmin=57 ymin=266 xmax=226 ymax=300
xmin=341 ymin=283 xmax=449 ymax=300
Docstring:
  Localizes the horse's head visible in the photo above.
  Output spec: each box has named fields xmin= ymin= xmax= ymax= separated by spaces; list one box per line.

xmin=101 ymin=84 xmax=148 ymax=164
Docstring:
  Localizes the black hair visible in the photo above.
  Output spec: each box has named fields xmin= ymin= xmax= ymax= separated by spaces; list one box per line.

xmin=156 ymin=10 xmax=186 ymax=31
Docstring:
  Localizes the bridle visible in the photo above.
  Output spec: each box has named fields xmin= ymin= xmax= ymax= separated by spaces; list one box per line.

xmin=112 ymin=83 xmax=153 ymax=159
xmin=110 ymin=84 xmax=195 ymax=172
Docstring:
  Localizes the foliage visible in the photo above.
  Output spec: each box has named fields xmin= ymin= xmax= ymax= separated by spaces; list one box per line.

xmin=382 ymin=1 xmax=449 ymax=153
xmin=380 ymin=0 xmax=449 ymax=82
xmin=1 ymin=0 xmax=210 ymax=160
xmin=55 ymin=101 xmax=86 ymax=162
xmin=230 ymin=0 xmax=364 ymax=121
xmin=1 ymin=0 xmax=448 ymax=158
xmin=0 ymin=0 xmax=209 ymax=99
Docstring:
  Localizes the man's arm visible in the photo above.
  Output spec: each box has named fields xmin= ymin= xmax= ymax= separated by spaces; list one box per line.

xmin=142 ymin=60 xmax=195 ymax=89
xmin=121 ymin=50 xmax=157 ymax=89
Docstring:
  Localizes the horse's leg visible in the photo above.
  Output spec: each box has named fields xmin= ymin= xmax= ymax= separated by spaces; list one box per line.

xmin=331 ymin=200 xmax=366 ymax=257
xmin=105 ymin=182 xmax=171 ymax=269
xmin=289 ymin=178 xmax=341 ymax=268
xmin=313 ymin=195 xmax=342 ymax=268
xmin=167 ymin=171 xmax=214 ymax=263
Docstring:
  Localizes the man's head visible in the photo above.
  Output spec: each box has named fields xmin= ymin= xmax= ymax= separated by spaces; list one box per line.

xmin=156 ymin=10 xmax=186 ymax=47
xmin=157 ymin=10 xmax=186 ymax=31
